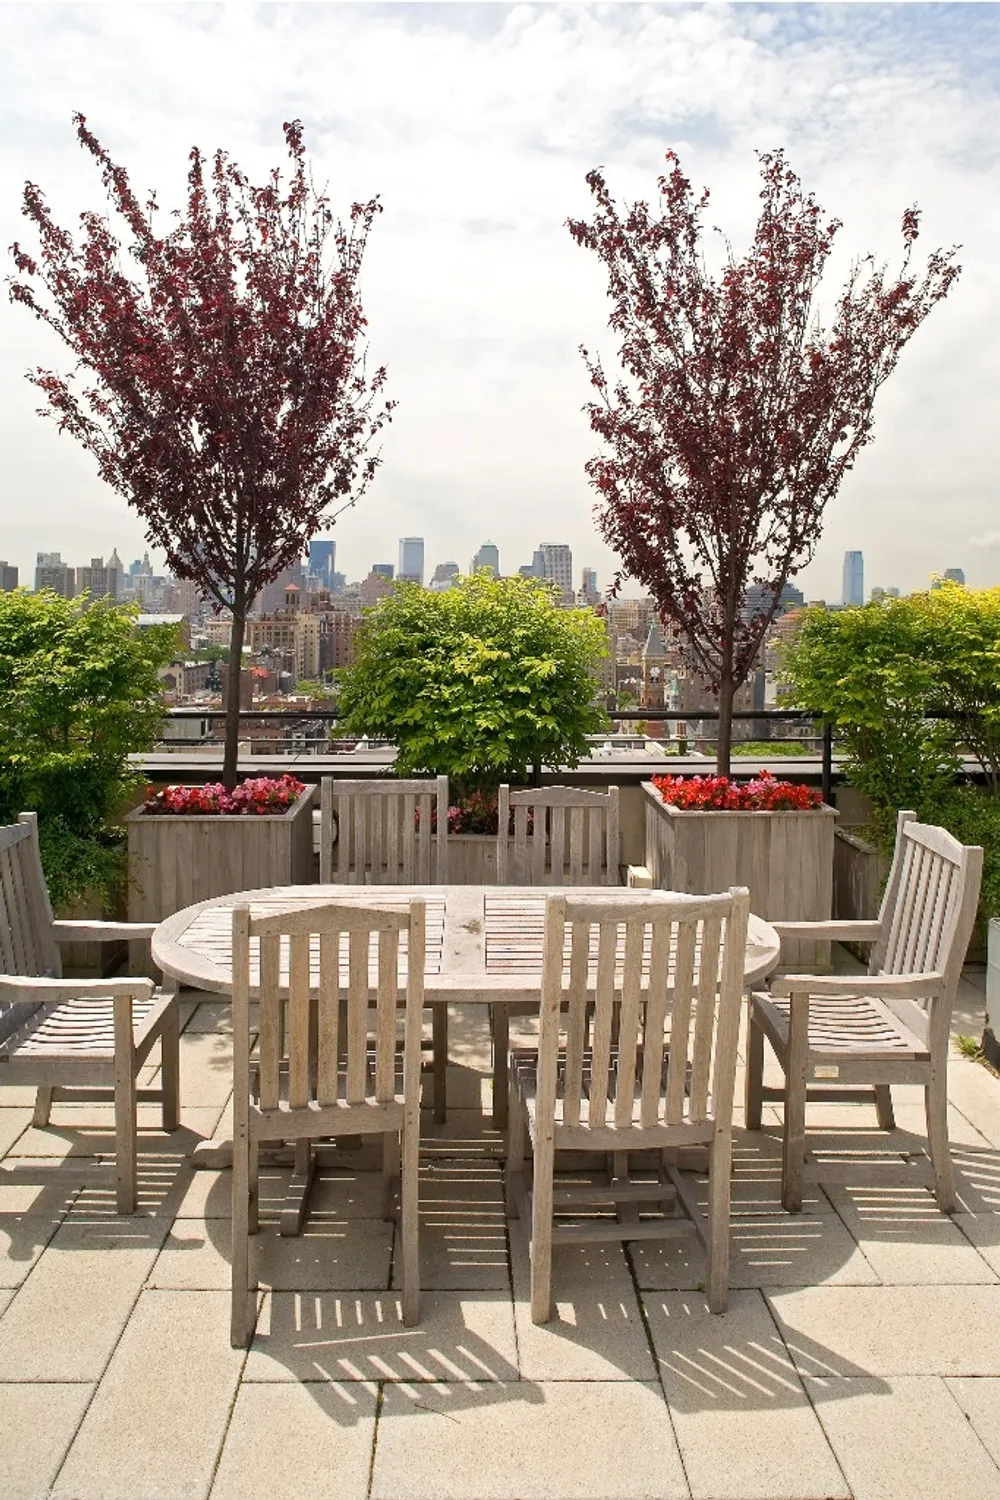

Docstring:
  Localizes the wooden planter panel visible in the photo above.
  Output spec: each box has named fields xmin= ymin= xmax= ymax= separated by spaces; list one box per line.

xmin=642 ymin=782 xmax=837 ymax=969
xmin=126 ymin=786 xmax=316 ymax=924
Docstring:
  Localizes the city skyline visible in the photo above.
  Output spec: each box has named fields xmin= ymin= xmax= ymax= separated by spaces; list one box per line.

xmin=2 ymin=7 xmax=998 ymax=602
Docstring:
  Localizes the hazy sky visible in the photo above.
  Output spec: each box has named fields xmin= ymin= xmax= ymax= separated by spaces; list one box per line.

xmin=1 ymin=3 xmax=997 ymax=601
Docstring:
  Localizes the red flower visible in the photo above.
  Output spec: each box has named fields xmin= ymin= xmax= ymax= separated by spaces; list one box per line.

xmin=143 ymin=775 xmax=305 ymax=816
xmin=651 ymin=770 xmax=822 ymax=811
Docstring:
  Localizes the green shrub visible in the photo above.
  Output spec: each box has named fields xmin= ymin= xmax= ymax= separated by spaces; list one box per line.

xmin=0 ymin=590 xmax=177 ymax=906
xmin=336 ymin=573 xmax=609 ymax=800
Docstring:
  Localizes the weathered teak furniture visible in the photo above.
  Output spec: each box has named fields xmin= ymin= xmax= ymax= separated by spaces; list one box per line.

xmin=496 ymin=784 xmax=620 ymax=887
xmin=506 ymin=886 xmax=750 ymax=1322
xmin=319 ymin=776 xmax=449 ymax=884
xmin=492 ymin=784 xmax=622 ymax=1129
xmin=230 ymin=897 xmax=426 ymax=1346
xmin=319 ymin=776 xmax=449 ymax=1117
xmin=746 ymin=811 xmax=983 ymax=1213
xmin=0 ymin=813 xmax=179 ymax=1212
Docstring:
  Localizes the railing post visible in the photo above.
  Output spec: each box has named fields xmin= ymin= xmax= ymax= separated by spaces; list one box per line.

xmin=821 ymin=722 xmax=833 ymax=806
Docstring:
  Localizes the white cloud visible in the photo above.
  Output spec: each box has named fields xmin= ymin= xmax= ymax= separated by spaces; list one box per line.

xmin=0 ymin=2 xmax=997 ymax=597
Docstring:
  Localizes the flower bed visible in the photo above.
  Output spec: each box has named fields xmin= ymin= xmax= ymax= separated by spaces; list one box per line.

xmin=142 ymin=774 xmax=305 ymax=816
xmin=643 ymin=776 xmax=837 ymax=969
xmin=651 ymin=770 xmax=822 ymax=812
xmin=126 ymin=779 xmax=316 ymax=926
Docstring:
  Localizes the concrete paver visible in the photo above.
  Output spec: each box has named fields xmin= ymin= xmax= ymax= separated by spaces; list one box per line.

xmin=644 ymin=1289 xmax=850 ymax=1499
xmin=210 ymin=1381 xmax=377 ymax=1500
xmin=0 ymin=1383 xmax=93 ymax=1500
xmin=807 ymin=1376 xmax=1000 ymax=1500
xmin=371 ymin=1380 xmax=689 ymax=1500
xmin=52 ymin=1289 xmax=244 ymax=1500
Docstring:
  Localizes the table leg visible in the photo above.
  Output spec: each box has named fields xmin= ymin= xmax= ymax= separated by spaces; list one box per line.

xmin=279 ymin=1139 xmax=317 ymax=1236
xmin=491 ymin=1005 xmax=509 ymax=1132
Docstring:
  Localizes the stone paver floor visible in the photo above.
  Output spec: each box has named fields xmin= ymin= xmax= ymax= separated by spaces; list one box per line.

xmin=1 ymin=958 xmax=1000 ymax=1500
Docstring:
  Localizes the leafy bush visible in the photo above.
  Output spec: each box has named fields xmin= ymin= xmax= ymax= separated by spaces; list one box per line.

xmin=336 ymin=573 xmax=609 ymax=799
xmin=917 ymin=785 xmax=1000 ymax=921
xmin=0 ymin=590 xmax=177 ymax=906
xmin=779 ymin=593 xmax=964 ymax=839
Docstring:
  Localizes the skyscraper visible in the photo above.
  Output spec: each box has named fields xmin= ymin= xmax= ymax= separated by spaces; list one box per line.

xmin=0 ymin=562 xmax=18 ymax=592
xmin=842 ymin=551 xmax=864 ymax=607
xmin=309 ymin=538 xmax=336 ymax=590
xmin=580 ymin=567 xmax=599 ymax=605
xmin=471 ymin=542 xmax=500 ymax=577
xmin=371 ymin=563 xmax=395 ymax=579
xmin=35 ymin=552 xmax=75 ymax=597
xmin=536 ymin=544 xmax=573 ymax=603
xmin=398 ymin=537 xmax=424 ymax=585
xmin=943 ymin=568 xmax=965 ymax=585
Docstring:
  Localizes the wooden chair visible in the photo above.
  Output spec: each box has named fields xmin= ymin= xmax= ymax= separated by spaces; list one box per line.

xmin=230 ymin=897 xmax=426 ymax=1346
xmin=497 ymin=784 xmax=620 ymax=886
xmin=746 ymin=811 xmax=983 ymax=1213
xmin=0 ymin=813 xmax=179 ymax=1213
xmin=506 ymin=887 xmax=750 ymax=1322
xmin=319 ymin=776 xmax=449 ymax=884
xmin=492 ymin=785 xmax=622 ymax=1130
xmin=319 ymin=775 xmax=449 ymax=1119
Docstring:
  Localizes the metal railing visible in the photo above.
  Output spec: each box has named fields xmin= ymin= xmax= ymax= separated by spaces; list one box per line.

xmin=156 ymin=705 xmax=836 ymax=801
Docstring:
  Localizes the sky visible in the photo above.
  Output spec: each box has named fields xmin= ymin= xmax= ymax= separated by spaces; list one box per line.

xmin=1 ymin=2 xmax=998 ymax=602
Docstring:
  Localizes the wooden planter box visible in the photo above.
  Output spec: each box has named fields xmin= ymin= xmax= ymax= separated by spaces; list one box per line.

xmin=126 ymin=785 xmax=317 ymax=924
xmin=833 ymin=827 xmax=890 ymax=960
xmin=642 ymin=781 xmax=838 ymax=969
xmin=55 ymin=889 xmax=128 ymax=978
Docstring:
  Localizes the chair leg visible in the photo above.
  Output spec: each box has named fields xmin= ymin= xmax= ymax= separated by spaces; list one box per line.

xmin=432 ymin=1006 xmax=448 ymax=1124
xmin=231 ymin=1125 xmax=254 ymax=1347
xmin=925 ymin=1072 xmax=956 ymax=1213
xmin=114 ymin=1066 xmax=138 ymax=1215
xmin=874 ymin=1085 xmax=895 ymax=1131
xmin=491 ymin=1006 xmax=510 ymax=1132
xmin=247 ymin=1138 xmax=260 ymax=1236
xmin=781 ymin=1000 xmax=809 ymax=1214
xmin=159 ymin=998 xmax=180 ymax=1132
xmin=382 ymin=1133 xmax=400 ymax=1221
xmin=32 ymin=1086 xmax=54 ymax=1128
xmin=529 ymin=1133 xmax=555 ymax=1324
xmin=505 ymin=1078 xmax=525 ymax=1218
xmin=745 ymin=1013 xmax=765 ymax=1130
xmin=706 ymin=1128 xmax=733 ymax=1314
xmin=400 ymin=1122 xmax=420 ymax=1326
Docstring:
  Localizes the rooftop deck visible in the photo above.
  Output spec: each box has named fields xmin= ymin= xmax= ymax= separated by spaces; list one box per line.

xmin=2 ymin=955 xmax=999 ymax=1500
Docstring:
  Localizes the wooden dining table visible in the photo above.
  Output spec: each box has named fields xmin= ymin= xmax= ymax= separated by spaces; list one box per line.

xmin=153 ymin=879 xmax=781 ymax=1112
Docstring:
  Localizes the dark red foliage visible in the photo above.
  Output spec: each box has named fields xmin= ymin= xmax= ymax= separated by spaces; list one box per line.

xmin=568 ymin=149 xmax=960 ymax=774
xmin=9 ymin=116 xmax=392 ymax=787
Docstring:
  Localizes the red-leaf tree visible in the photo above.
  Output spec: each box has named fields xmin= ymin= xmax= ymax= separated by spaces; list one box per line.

xmin=568 ymin=150 xmax=959 ymax=775
xmin=9 ymin=115 xmax=393 ymax=787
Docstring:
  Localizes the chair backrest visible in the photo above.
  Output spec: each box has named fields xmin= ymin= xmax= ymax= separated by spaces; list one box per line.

xmin=0 ymin=813 xmax=62 ymax=1045
xmin=232 ymin=898 xmax=426 ymax=1113
xmin=319 ymin=777 xmax=449 ymax=885
xmin=496 ymin=785 xmax=620 ymax=887
xmin=535 ymin=887 xmax=749 ymax=1136
xmin=872 ymin=810 xmax=983 ymax=1008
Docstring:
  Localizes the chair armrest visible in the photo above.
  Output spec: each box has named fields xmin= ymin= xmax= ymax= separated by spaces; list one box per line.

xmin=772 ymin=920 xmax=881 ymax=943
xmin=52 ymin=920 xmax=156 ymax=943
xmin=769 ymin=971 xmax=945 ymax=1001
xmin=0 ymin=975 xmax=155 ymax=1004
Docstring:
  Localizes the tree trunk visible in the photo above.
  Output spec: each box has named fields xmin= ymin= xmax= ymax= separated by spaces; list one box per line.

xmin=716 ymin=671 xmax=735 ymax=779
xmin=223 ymin=609 xmax=247 ymax=791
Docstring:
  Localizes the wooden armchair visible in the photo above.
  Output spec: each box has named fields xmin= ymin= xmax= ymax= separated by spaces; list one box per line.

xmin=0 ymin=813 xmax=180 ymax=1213
xmin=506 ymin=888 xmax=750 ymax=1320
xmin=746 ymin=811 xmax=983 ymax=1212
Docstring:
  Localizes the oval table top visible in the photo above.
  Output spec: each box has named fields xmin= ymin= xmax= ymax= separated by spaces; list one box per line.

xmin=152 ymin=884 xmax=781 ymax=1000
